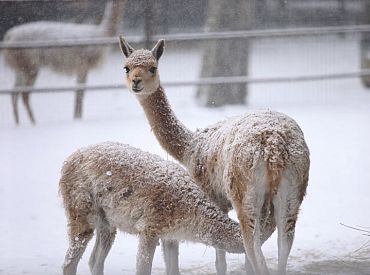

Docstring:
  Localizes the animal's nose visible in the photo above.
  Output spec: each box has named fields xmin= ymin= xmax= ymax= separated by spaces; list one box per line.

xmin=132 ymin=79 xmax=142 ymax=86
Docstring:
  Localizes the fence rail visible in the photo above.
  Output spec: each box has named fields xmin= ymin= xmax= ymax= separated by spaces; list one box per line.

xmin=1 ymin=24 xmax=370 ymax=49
xmin=1 ymin=71 xmax=370 ymax=95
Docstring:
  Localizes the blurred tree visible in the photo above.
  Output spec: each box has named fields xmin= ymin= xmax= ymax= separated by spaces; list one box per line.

xmin=360 ymin=0 xmax=370 ymax=88
xmin=196 ymin=0 xmax=255 ymax=107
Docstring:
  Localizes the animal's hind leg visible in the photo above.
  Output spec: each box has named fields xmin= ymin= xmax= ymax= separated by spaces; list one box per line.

xmin=21 ymin=69 xmax=38 ymax=124
xmin=236 ymin=203 xmax=269 ymax=275
xmin=22 ymin=92 xmax=35 ymax=124
xmin=273 ymin=173 xmax=301 ymax=275
xmin=136 ymin=234 xmax=158 ymax=275
xmin=246 ymin=203 xmax=275 ymax=275
xmin=11 ymin=93 xmax=19 ymax=125
xmin=12 ymin=72 xmax=25 ymax=125
xmin=244 ymin=255 xmax=255 ymax=275
xmin=215 ymin=207 xmax=229 ymax=275
xmin=74 ymin=70 xmax=87 ymax=119
xmin=234 ymin=196 xmax=270 ymax=275
xmin=89 ymin=218 xmax=117 ymax=275
xmin=161 ymin=239 xmax=180 ymax=275
xmin=230 ymin=167 xmax=270 ymax=275
xmin=215 ymin=248 xmax=227 ymax=275
xmin=162 ymin=241 xmax=228 ymax=275
xmin=63 ymin=216 xmax=94 ymax=275
xmin=260 ymin=201 xmax=276 ymax=246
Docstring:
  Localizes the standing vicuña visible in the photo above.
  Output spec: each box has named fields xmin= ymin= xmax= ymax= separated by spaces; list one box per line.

xmin=119 ymin=37 xmax=310 ymax=275
xmin=3 ymin=0 xmax=124 ymax=124
xmin=60 ymin=141 xmax=244 ymax=275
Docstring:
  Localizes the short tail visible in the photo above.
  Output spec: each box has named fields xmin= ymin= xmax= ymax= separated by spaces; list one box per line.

xmin=263 ymin=131 xmax=289 ymax=200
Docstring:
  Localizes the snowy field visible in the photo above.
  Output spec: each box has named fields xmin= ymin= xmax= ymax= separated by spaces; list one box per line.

xmin=1 ymin=35 xmax=370 ymax=274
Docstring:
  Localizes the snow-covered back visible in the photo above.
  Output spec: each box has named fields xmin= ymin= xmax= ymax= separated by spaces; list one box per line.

xmin=60 ymin=142 xmax=243 ymax=254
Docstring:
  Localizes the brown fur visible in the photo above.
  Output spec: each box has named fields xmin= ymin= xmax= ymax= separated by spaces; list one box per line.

xmin=119 ymin=37 xmax=310 ymax=275
xmin=59 ymin=142 xmax=245 ymax=275
xmin=140 ymin=87 xmax=192 ymax=161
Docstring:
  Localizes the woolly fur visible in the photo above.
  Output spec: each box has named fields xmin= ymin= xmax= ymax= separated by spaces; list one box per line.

xmin=59 ymin=142 xmax=245 ymax=274
xmin=120 ymin=38 xmax=310 ymax=275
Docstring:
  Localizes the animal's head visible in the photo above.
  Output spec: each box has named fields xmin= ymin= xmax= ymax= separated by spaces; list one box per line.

xmin=119 ymin=36 xmax=164 ymax=96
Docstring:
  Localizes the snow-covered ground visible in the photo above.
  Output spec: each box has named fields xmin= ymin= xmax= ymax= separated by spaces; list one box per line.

xmin=1 ymin=35 xmax=370 ymax=274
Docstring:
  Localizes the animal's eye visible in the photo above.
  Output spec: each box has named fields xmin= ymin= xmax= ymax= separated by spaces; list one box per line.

xmin=124 ymin=66 xmax=130 ymax=74
xmin=149 ymin=67 xmax=157 ymax=74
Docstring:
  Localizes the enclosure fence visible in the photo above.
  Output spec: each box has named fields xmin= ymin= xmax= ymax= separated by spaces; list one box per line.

xmin=1 ymin=24 xmax=370 ymax=95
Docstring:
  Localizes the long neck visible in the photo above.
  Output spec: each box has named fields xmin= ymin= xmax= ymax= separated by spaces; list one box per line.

xmin=138 ymin=86 xmax=194 ymax=162
xmin=191 ymin=206 xmax=244 ymax=254
xmin=99 ymin=0 xmax=124 ymax=36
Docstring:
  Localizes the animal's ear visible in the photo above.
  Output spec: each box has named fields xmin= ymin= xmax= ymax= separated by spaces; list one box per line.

xmin=151 ymin=39 xmax=165 ymax=61
xmin=119 ymin=36 xmax=134 ymax=58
